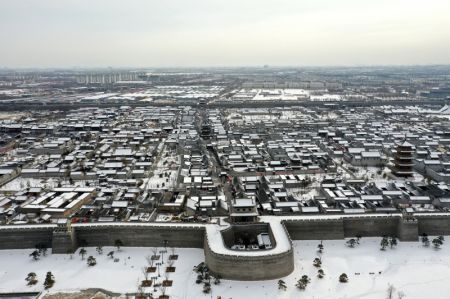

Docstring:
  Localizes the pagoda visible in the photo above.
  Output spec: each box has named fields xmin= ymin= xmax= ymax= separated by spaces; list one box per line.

xmin=391 ymin=141 xmax=415 ymax=177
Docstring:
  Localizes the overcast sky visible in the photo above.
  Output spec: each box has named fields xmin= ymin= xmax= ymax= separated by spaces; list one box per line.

xmin=1 ymin=0 xmax=450 ymax=68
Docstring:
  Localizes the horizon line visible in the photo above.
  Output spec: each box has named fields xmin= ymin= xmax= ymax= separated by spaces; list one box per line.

xmin=1 ymin=63 xmax=450 ymax=71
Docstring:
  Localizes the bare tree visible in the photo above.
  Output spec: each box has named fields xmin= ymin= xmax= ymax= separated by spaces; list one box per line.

xmin=164 ymin=271 xmax=170 ymax=282
xmin=136 ymin=279 xmax=145 ymax=299
xmin=159 ymin=285 xmax=167 ymax=298
xmin=151 ymin=247 xmax=159 ymax=258
xmin=79 ymin=248 xmax=87 ymax=260
xmin=397 ymin=291 xmax=406 ymax=299
xmin=142 ymin=267 xmax=149 ymax=281
xmin=146 ymin=255 xmax=154 ymax=267
xmin=168 ymin=259 xmax=174 ymax=268
xmin=387 ymin=284 xmax=396 ymax=299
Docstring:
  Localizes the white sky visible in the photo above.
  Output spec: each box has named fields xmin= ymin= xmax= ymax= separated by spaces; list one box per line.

xmin=0 ymin=0 xmax=450 ymax=68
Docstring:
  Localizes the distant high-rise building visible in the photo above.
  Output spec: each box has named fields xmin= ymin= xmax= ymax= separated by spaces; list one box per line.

xmin=76 ymin=72 xmax=143 ymax=84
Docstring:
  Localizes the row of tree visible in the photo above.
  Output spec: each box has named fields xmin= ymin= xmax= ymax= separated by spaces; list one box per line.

xmin=278 ymin=273 xmax=349 ymax=291
xmin=380 ymin=236 xmax=398 ymax=250
xmin=25 ymin=271 xmax=54 ymax=289
xmin=193 ymin=262 xmax=221 ymax=294
xmin=421 ymin=234 xmax=445 ymax=249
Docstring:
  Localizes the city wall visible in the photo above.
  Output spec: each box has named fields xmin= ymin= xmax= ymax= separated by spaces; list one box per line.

xmin=73 ymin=224 xmax=205 ymax=249
xmin=284 ymin=218 xmax=345 ymax=239
xmin=0 ymin=225 xmax=54 ymax=250
xmin=343 ymin=216 xmax=400 ymax=238
xmin=416 ymin=214 xmax=450 ymax=236
xmin=220 ymin=223 xmax=275 ymax=248
xmin=204 ymin=238 xmax=295 ymax=280
xmin=284 ymin=215 xmax=418 ymax=241
xmin=2 ymin=214 xmax=450 ymax=280
xmin=204 ymin=222 xmax=295 ymax=281
xmin=3 ymin=215 xmax=449 ymax=252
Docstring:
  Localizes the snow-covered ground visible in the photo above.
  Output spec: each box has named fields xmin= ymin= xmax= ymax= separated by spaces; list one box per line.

xmin=0 ymin=177 xmax=60 ymax=191
xmin=310 ymin=94 xmax=343 ymax=101
xmin=287 ymin=187 xmax=318 ymax=200
xmin=232 ymin=89 xmax=310 ymax=102
xmin=142 ymin=144 xmax=180 ymax=190
xmin=144 ymin=169 xmax=178 ymax=190
xmin=0 ymin=238 xmax=449 ymax=298
xmin=0 ymin=246 xmax=204 ymax=298
xmin=0 ymin=177 xmax=93 ymax=191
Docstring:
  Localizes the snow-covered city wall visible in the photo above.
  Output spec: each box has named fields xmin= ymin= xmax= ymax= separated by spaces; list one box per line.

xmin=204 ymin=221 xmax=295 ymax=280
xmin=0 ymin=224 xmax=55 ymax=249
xmin=2 ymin=213 xmax=450 ymax=280
xmin=73 ymin=223 xmax=205 ymax=249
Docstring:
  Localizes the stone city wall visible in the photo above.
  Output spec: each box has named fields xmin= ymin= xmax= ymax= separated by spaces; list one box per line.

xmin=204 ymin=222 xmax=294 ymax=281
xmin=284 ymin=218 xmax=345 ymax=240
xmin=0 ymin=225 xmax=54 ymax=250
xmin=416 ymin=214 xmax=450 ymax=236
xmin=73 ymin=224 xmax=205 ymax=249
xmin=1 ymin=214 xmax=450 ymax=281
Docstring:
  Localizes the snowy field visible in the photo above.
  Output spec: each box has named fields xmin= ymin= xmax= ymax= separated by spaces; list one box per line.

xmin=0 ymin=238 xmax=449 ymax=298
xmin=0 ymin=247 xmax=205 ymax=298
